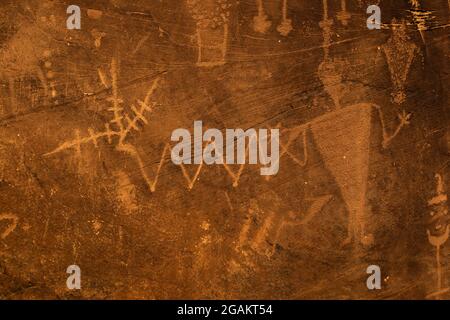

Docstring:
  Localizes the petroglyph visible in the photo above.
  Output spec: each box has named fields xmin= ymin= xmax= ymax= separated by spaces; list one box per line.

xmin=236 ymin=195 xmax=333 ymax=257
xmin=426 ymin=174 xmax=449 ymax=299
xmin=314 ymin=0 xmax=414 ymax=246
xmin=318 ymin=0 xmax=344 ymax=110
xmin=318 ymin=57 xmax=348 ymax=110
xmin=309 ymin=104 xmax=372 ymax=245
xmin=0 ymin=0 xmax=448 ymax=300
xmin=264 ymin=124 xmax=308 ymax=181
xmin=376 ymin=108 xmax=412 ymax=149
xmin=0 ymin=213 xmax=19 ymax=240
xmin=253 ymin=0 xmax=272 ymax=34
xmin=319 ymin=0 xmax=333 ymax=60
xmin=46 ymin=119 xmax=311 ymax=193
xmin=134 ymin=124 xmax=307 ymax=191
xmin=0 ymin=2 xmax=70 ymax=113
xmin=235 ymin=198 xmax=270 ymax=255
xmin=114 ymin=170 xmax=139 ymax=214
xmin=43 ymin=50 xmax=58 ymax=104
xmin=277 ymin=0 xmax=293 ymax=36
xmin=301 ymin=102 xmax=410 ymax=245
xmin=91 ymin=29 xmax=107 ymax=48
xmin=186 ymin=0 xmax=235 ymax=67
xmin=337 ymin=0 xmax=352 ymax=26
xmin=220 ymin=145 xmax=249 ymax=187
xmin=268 ymin=195 xmax=333 ymax=256
xmin=382 ymin=20 xmax=419 ymax=105
xmin=409 ymin=0 xmax=433 ymax=44
xmin=45 ymin=57 xmax=163 ymax=193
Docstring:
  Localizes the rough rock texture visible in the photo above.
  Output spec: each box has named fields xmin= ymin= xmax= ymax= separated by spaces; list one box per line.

xmin=0 ymin=0 xmax=449 ymax=299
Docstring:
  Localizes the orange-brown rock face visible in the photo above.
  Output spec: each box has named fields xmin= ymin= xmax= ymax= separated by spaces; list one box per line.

xmin=0 ymin=0 xmax=449 ymax=300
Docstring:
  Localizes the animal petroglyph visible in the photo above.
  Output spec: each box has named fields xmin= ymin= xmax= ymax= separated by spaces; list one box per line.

xmin=267 ymin=195 xmax=333 ymax=256
xmin=236 ymin=195 xmax=333 ymax=257
xmin=382 ymin=20 xmax=419 ymax=105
